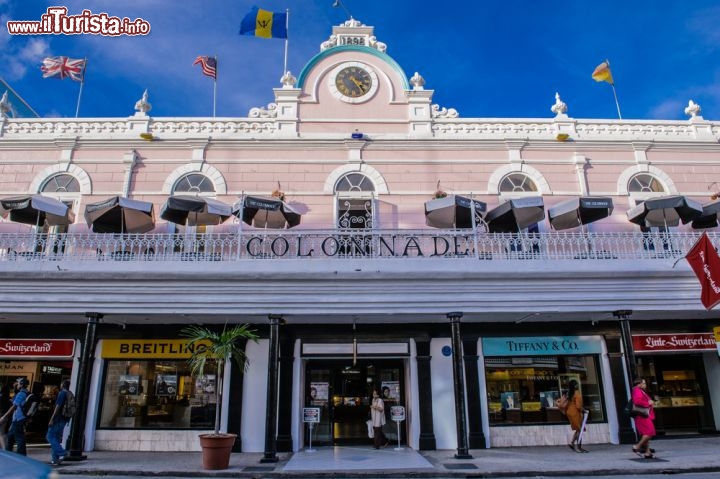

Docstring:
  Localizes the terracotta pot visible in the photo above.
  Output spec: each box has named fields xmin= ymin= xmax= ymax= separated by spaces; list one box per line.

xmin=199 ymin=433 xmax=237 ymax=470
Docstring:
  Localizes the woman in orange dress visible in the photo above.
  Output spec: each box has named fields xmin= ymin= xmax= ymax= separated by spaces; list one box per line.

xmin=566 ymin=379 xmax=587 ymax=452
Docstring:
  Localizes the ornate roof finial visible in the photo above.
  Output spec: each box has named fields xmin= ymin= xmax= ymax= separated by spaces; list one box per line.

xmin=134 ymin=89 xmax=152 ymax=115
xmin=410 ymin=72 xmax=425 ymax=90
xmin=551 ymin=92 xmax=568 ymax=116
xmin=0 ymin=91 xmax=12 ymax=118
xmin=280 ymin=70 xmax=297 ymax=88
xmin=684 ymin=99 xmax=702 ymax=119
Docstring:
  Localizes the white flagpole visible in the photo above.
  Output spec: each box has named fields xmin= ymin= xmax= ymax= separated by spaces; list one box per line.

xmin=283 ymin=9 xmax=289 ymax=77
xmin=213 ymin=55 xmax=217 ymax=118
xmin=75 ymin=57 xmax=87 ymax=118
xmin=604 ymin=59 xmax=622 ymax=119
xmin=610 ymin=83 xmax=622 ymax=119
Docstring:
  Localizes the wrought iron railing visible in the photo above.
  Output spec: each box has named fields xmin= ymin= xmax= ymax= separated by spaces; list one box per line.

xmin=0 ymin=231 xmax=710 ymax=263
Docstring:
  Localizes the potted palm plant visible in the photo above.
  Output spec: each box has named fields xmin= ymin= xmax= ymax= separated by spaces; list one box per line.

xmin=181 ymin=323 xmax=259 ymax=470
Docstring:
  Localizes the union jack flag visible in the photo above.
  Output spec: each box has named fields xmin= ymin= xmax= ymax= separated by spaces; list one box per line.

xmin=193 ymin=56 xmax=217 ymax=80
xmin=41 ymin=56 xmax=86 ymax=82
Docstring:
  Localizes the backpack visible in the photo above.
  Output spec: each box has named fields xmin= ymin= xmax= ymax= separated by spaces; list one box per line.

xmin=555 ymin=394 xmax=569 ymax=415
xmin=22 ymin=393 xmax=39 ymax=418
xmin=61 ymin=390 xmax=76 ymax=419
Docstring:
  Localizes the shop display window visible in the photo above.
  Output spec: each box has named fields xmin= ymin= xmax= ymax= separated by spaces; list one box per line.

xmin=99 ymin=360 xmax=216 ymax=429
xmin=485 ymin=355 xmax=604 ymax=425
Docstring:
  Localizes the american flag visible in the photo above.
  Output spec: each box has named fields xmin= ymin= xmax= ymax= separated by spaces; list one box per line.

xmin=40 ymin=56 xmax=86 ymax=82
xmin=193 ymin=56 xmax=217 ymax=80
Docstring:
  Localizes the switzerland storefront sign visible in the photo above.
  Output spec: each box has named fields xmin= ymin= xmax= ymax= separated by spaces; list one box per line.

xmin=0 ymin=339 xmax=76 ymax=358
xmin=632 ymin=333 xmax=716 ymax=353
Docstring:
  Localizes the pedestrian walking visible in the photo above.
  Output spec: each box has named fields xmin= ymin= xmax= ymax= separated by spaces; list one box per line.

xmin=370 ymin=389 xmax=388 ymax=449
xmin=47 ymin=379 xmax=73 ymax=465
xmin=0 ymin=377 xmax=29 ymax=455
xmin=565 ymin=379 xmax=588 ymax=453
xmin=631 ymin=378 xmax=656 ymax=459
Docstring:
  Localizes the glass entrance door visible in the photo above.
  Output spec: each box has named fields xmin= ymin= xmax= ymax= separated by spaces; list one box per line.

xmin=305 ymin=359 xmax=404 ymax=446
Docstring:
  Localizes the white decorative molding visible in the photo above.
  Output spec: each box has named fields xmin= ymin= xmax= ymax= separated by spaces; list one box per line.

xmin=162 ymin=163 xmax=228 ymax=195
xmin=431 ymin=104 xmax=458 ymax=119
xmin=323 ymin=163 xmax=389 ymax=194
xmin=248 ymin=103 xmax=278 ymax=118
xmin=432 ymin=121 xmax=555 ymax=137
xmin=487 ymin=163 xmax=551 ymax=195
xmin=320 ymin=19 xmax=386 ymax=53
xmin=616 ymin=165 xmax=677 ymax=196
xmin=29 ymin=163 xmax=92 ymax=194
xmin=1 ymin=117 xmax=718 ymax=143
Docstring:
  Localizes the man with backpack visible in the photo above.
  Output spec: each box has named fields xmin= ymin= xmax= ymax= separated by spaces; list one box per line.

xmin=0 ymin=377 xmax=29 ymax=455
xmin=47 ymin=379 xmax=74 ymax=465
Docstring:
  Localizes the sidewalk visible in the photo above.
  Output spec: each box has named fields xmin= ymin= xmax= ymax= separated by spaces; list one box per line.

xmin=25 ymin=436 xmax=720 ymax=478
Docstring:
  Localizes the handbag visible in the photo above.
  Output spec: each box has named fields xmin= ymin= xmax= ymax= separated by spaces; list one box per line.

xmin=555 ymin=394 xmax=569 ymax=415
xmin=366 ymin=419 xmax=374 ymax=438
xmin=630 ymin=402 xmax=650 ymax=418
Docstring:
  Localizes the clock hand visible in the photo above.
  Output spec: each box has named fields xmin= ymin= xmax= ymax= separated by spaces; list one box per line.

xmin=350 ymin=76 xmax=366 ymax=92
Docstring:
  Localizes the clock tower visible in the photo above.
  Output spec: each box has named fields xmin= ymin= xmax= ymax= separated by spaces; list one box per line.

xmin=274 ymin=18 xmax=438 ymax=138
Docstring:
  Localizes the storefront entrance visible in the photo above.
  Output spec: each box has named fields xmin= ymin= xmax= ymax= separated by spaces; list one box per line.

xmin=305 ymin=359 xmax=405 ymax=446
xmin=636 ymin=353 xmax=716 ymax=435
xmin=0 ymin=338 xmax=76 ymax=445
xmin=1 ymin=360 xmax=73 ymax=444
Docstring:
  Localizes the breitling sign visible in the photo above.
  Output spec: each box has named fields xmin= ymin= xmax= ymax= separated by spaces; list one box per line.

xmin=102 ymin=339 xmax=211 ymax=359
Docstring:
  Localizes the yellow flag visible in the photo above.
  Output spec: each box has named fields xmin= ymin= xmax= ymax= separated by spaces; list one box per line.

xmin=592 ymin=61 xmax=613 ymax=84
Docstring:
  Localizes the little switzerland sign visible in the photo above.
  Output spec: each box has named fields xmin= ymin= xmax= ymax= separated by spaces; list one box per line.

xmin=0 ymin=339 xmax=75 ymax=358
xmin=632 ymin=333 xmax=716 ymax=353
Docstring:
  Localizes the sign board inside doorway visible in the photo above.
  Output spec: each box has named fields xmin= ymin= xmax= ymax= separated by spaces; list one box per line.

xmin=390 ymin=405 xmax=405 ymax=421
xmin=303 ymin=407 xmax=320 ymax=423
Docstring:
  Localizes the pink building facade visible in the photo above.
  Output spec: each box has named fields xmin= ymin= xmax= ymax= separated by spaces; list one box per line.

xmin=0 ymin=19 xmax=719 ymax=455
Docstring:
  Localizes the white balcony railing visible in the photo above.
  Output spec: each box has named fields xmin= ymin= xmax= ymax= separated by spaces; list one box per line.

xmin=0 ymin=230 xmax=710 ymax=263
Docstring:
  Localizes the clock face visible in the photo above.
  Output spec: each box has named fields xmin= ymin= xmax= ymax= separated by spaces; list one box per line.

xmin=334 ymin=66 xmax=373 ymax=98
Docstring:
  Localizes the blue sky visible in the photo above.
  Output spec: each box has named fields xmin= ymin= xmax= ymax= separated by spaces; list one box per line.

xmin=2 ymin=1 xmax=720 ymax=121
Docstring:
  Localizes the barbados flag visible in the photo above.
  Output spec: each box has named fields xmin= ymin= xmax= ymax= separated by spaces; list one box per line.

xmin=239 ymin=6 xmax=287 ymax=39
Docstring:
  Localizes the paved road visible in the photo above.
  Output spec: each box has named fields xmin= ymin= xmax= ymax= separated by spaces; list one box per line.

xmin=66 ymin=474 xmax=720 ymax=479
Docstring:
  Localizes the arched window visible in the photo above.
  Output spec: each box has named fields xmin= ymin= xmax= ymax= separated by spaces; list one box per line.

xmin=40 ymin=174 xmax=80 ymax=193
xmin=334 ymin=173 xmax=375 ymax=230
xmin=172 ymin=173 xmax=215 ymax=194
xmin=628 ymin=173 xmax=665 ymax=193
xmin=38 ymin=173 xmax=79 ymax=235
xmin=499 ymin=173 xmax=538 ymax=193
xmin=335 ymin=172 xmax=376 ymax=193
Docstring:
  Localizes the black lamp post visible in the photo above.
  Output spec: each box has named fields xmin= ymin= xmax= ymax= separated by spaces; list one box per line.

xmin=448 ymin=312 xmax=472 ymax=459
xmin=614 ymin=310 xmax=636 ymax=382
xmin=66 ymin=312 xmax=102 ymax=461
xmin=261 ymin=314 xmax=283 ymax=463
xmin=613 ymin=309 xmax=638 ymax=444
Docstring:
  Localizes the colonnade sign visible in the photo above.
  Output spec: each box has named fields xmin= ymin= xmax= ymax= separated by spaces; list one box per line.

xmin=390 ymin=405 xmax=405 ymax=450
xmin=303 ymin=407 xmax=320 ymax=452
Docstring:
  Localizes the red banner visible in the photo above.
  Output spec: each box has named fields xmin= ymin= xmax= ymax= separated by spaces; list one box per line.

xmin=633 ymin=333 xmax=716 ymax=353
xmin=685 ymin=233 xmax=720 ymax=310
xmin=0 ymin=339 xmax=75 ymax=358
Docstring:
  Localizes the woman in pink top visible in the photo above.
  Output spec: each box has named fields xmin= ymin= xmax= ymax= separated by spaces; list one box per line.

xmin=631 ymin=378 xmax=656 ymax=459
